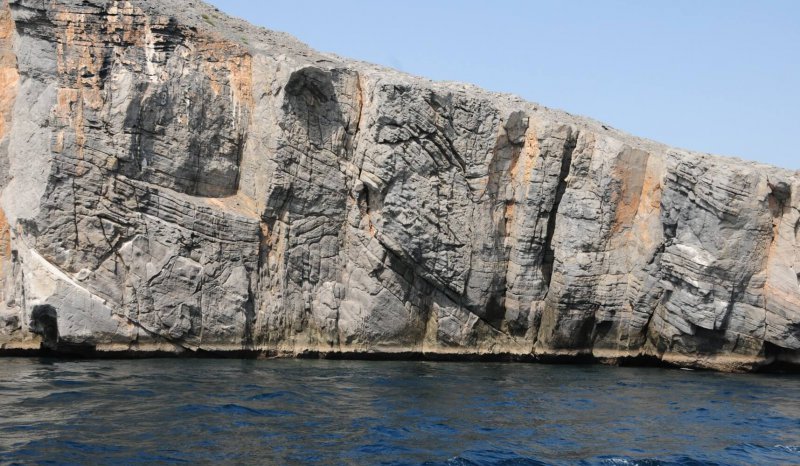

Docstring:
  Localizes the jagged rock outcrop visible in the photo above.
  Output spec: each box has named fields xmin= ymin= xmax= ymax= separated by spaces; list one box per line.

xmin=0 ymin=0 xmax=798 ymax=371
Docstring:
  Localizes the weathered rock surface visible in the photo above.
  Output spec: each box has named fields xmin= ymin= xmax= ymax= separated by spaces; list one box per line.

xmin=0 ymin=0 xmax=798 ymax=371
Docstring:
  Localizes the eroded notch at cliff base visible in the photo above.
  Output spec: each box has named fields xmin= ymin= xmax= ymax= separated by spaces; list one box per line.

xmin=29 ymin=304 xmax=58 ymax=350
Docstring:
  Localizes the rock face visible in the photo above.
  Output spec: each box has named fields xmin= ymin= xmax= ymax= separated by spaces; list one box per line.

xmin=0 ymin=0 xmax=798 ymax=371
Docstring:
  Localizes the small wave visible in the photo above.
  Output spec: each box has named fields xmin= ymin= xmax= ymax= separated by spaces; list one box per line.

xmin=120 ymin=389 xmax=156 ymax=397
xmin=355 ymin=443 xmax=412 ymax=455
xmin=36 ymin=391 xmax=86 ymax=402
xmin=587 ymin=455 xmax=720 ymax=465
xmin=51 ymin=380 xmax=88 ymax=387
xmin=372 ymin=424 xmax=411 ymax=439
xmin=128 ymin=452 xmax=192 ymax=463
xmin=432 ymin=453 xmax=549 ymax=466
xmin=725 ymin=442 xmax=800 ymax=460
xmin=248 ymin=390 xmax=289 ymax=400
xmin=438 ymin=449 xmax=549 ymax=466
xmin=178 ymin=403 xmax=294 ymax=417
xmin=774 ymin=445 xmax=800 ymax=453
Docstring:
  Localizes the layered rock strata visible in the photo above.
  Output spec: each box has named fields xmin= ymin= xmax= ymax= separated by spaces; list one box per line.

xmin=0 ymin=0 xmax=798 ymax=371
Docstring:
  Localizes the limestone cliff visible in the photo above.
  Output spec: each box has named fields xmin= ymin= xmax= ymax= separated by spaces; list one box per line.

xmin=0 ymin=0 xmax=798 ymax=372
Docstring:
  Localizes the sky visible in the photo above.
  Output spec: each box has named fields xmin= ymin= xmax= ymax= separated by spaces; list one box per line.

xmin=208 ymin=0 xmax=799 ymax=169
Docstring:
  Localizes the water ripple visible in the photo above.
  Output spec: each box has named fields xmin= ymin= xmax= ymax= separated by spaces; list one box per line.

xmin=0 ymin=359 xmax=797 ymax=465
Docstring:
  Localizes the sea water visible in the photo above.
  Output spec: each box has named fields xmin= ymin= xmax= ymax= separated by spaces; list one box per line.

xmin=1 ymin=358 xmax=798 ymax=465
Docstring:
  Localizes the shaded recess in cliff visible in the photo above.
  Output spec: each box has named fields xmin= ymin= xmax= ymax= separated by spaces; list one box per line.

xmin=542 ymin=132 xmax=577 ymax=288
xmin=29 ymin=304 xmax=57 ymax=350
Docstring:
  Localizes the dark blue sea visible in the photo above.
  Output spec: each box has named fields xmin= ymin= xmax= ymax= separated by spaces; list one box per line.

xmin=0 ymin=358 xmax=799 ymax=465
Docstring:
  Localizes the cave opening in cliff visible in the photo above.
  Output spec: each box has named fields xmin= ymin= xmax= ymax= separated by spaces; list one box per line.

xmin=30 ymin=304 xmax=58 ymax=350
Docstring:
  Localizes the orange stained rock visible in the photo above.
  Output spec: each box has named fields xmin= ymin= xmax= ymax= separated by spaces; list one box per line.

xmin=0 ymin=0 xmax=18 ymax=140
xmin=48 ymin=1 xmax=255 ymax=173
xmin=762 ymin=192 xmax=800 ymax=310
xmin=0 ymin=0 xmax=17 ymax=275
xmin=632 ymin=161 xmax=664 ymax=249
xmin=196 ymin=38 xmax=254 ymax=112
xmin=520 ymin=127 xmax=541 ymax=187
xmin=606 ymin=146 xmax=665 ymax=260
xmin=53 ymin=6 xmax=115 ymax=162
xmin=205 ymin=193 xmax=260 ymax=219
xmin=764 ymin=281 xmax=800 ymax=312
xmin=500 ymin=124 xmax=540 ymax=232
xmin=610 ymin=148 xmax=649 ymax=235
xmin=55 ymin=88 xmax=86 ymax=162
xmin=507 ymin=126 xmax=541 ymax=187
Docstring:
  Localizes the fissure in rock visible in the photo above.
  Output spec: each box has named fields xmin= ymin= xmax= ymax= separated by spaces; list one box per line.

xmin=542 ymin=133 xmax=577 ymax=287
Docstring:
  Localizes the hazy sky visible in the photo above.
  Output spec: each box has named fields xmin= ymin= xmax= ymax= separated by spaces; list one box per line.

xmin=208 ymin=0 xmax=799 ymax=169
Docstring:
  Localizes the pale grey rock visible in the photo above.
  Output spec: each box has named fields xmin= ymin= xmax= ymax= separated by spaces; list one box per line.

xmin=0 ymin=0 xmax=797 ymax=371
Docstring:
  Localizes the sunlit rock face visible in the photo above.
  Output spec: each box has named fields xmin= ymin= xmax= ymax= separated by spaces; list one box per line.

xmin=0 ymin=0 xmax=797 ymax=371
